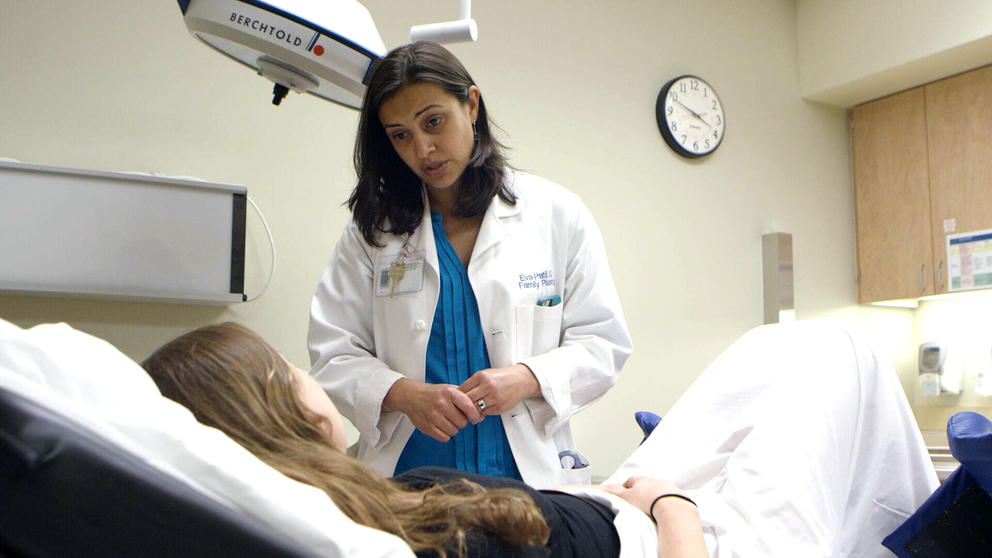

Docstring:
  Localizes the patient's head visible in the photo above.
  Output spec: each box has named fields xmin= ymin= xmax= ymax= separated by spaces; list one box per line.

xmin=142 ymin=322 xmax=346 ymax=453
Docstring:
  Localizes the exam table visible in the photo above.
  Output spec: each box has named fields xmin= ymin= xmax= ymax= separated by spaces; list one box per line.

xmin=0 ymin=317 xmax=957 ymax=557
xmin=0 ymin=318 xmax=414 ymax=558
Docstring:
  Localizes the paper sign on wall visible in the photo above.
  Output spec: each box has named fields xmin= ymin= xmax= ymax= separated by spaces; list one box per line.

xmin=947 ymin=228 xmax=992 ymax=291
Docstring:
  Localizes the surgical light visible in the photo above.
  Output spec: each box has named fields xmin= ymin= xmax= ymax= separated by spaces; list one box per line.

xmin=176 ymin=0 xmax=386 ymax=108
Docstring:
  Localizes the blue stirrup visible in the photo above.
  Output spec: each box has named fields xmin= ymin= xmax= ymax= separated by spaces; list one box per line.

xmin=883 ymin=411 xmax=992 ymax=556
xmin=634 ymin=411 xmax=662 ymax=444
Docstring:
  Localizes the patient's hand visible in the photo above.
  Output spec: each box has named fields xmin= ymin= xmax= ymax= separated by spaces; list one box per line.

xmin=603 ymin=477 xmax=707 ymax=558
xmin=600 ymin=476 xmax=690 ymax=517
xmin=383 ymin=378 xmax=482 ymax=442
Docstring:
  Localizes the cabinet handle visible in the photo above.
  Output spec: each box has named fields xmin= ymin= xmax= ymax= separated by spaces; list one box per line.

xmin=937 ymin=260 xmax=944 ymax=290
xmin=919 ymin=263 xmax=926 ymax=293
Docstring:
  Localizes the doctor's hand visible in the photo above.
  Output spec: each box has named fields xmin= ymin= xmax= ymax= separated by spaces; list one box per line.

xmin=383 ymin=378 xmax=482 ymax=442
xmin=459 ymin=364 xmax=541 ymax=416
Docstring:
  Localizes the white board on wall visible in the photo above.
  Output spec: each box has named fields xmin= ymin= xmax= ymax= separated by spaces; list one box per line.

xmin=0 ymin=160 xmax=246 ymax=305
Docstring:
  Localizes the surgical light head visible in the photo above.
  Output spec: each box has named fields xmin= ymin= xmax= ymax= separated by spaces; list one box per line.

xmin=176 ymin=0 xmax=386 ymax=109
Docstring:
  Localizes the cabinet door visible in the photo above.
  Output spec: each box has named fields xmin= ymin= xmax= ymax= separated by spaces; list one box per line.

xmin=925 ymin=64 xmax=992 ymax=292
xmin=852 ymin=87 xmax=934 ymax=303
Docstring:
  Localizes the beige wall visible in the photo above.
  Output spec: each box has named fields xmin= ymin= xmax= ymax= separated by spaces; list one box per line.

xmin=0 ymin=0 xmax=969 ymax=477
xmin=912 ymin=295 xmax=992 ymax=430
xmin=798 ymin=0 xmax=992 ymax=106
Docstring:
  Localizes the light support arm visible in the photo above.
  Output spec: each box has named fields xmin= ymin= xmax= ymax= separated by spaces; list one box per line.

xmin=410 ymin=0 xmax=478 ymax=44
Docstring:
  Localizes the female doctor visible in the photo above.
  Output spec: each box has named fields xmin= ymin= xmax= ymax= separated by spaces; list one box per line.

xmin=308 ymin=41 xmax=632 ymax=489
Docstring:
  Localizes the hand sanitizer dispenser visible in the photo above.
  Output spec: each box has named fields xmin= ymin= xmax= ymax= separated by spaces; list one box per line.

xmin=919 ymin=341 xmax=961 ymax=396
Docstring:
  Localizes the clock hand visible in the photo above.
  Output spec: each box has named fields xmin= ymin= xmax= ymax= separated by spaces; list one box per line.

xmin=673 ymin=99 xmax=712 ymax=129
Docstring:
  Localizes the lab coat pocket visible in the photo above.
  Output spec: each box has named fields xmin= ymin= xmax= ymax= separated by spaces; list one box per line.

xmin=560 ymin=465 xmax=592 ymax=485
xmin=558 ymin=449 xmax=592 ymax=485
xmin=514 ymin=304 xmax=563 ymax=361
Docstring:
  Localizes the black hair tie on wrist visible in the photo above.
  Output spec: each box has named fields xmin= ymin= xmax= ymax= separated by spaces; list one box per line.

xmin=649 ymin=493 xmax=697 ymax=523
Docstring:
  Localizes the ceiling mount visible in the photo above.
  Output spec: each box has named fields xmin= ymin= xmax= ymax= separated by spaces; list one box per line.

xmin=410 ymin=0 xmax=479 ymax=44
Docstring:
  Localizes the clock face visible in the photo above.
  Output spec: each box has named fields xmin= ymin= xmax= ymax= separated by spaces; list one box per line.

xmin=656 ymin=75 xmax=725 ymax=158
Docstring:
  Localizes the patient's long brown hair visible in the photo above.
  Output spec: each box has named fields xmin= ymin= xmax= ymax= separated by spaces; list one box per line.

xmin=141 ymin=323 xmax=549 ymax=556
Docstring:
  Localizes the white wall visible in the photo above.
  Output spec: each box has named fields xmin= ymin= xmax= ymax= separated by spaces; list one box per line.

xmin=798 ymin=0 xmax=992 ymax=106
xmin=1 ymin=0 xmax=914 ymax=477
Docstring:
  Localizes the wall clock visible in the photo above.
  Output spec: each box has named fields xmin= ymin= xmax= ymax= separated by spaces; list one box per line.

xmin=656 ymin=75 xmax=725 ymax=158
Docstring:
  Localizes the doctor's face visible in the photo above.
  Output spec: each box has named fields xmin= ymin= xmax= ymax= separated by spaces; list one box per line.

xmin=378 ymin=81 xmax=479 ymax=195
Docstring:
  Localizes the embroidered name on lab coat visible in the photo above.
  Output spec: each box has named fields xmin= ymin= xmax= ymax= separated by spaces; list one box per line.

xmin=518 ymin=269 xmax=555 ymax=289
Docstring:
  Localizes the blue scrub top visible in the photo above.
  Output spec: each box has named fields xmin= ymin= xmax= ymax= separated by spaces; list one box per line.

xmin=394 ymin=212 xmax=521 ymax=480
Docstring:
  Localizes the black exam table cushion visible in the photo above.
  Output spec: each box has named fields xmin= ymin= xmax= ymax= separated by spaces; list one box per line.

xmin=0 ymin=386 xmax=325 ymax=558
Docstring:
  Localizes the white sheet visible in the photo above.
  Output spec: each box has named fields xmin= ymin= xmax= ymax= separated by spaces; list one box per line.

xmin=0 ymin=318 xmax=414 ymax=558
xmin=602 ymin=319 xmax=939 ymax=558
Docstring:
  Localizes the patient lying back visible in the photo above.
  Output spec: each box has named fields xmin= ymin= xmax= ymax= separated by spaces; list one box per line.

xmin=143 ymin=323 xmax=648 ymax=557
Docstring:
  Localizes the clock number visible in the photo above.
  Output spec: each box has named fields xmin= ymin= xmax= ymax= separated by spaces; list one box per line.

xmin=670 ymin=91 xmax=678 ymax=102
xmin=679 ymin=82 xmax=687 ymax=93
xmin=715 ymin=115 xmax=722 ymax=125
xmin=680 ymin=134 xmax=687 ymax=144
xmin=690 ymin=80 xmax=699 ymax=91
xmin=693 ymin=141 xmax=699 ymax=151
xmin=667 ymin=105 xmax=674 ymax=116
xmin=703 ymin=88 xmax=708 ymax=98
xmin=671 ymin=121 xmax=677 ymax=132
xmin=712 ymin=100 xmax=718 ymax=110
xmin=712 ymin=130 xmax=718 ymax=140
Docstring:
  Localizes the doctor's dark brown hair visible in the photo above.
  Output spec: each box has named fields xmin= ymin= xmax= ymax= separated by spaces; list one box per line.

xmin=141 ymin=322 xmax=548 ymax=557
xmin=349 ymin=41 xmax=515 ymax=246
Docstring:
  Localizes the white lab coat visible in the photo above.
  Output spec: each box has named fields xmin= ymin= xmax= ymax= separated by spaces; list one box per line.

xmin=308 ymin=170 xmax=632 ymax=488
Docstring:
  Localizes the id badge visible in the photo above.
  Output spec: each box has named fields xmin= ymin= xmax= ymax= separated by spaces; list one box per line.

xmin=375 ymin=251 xmax=425 ymax=297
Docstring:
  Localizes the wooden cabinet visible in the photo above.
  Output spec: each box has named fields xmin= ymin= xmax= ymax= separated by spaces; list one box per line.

xmin=924 ymin=64 xmax=992 ymax=292
xmin=852 ymin=64 xmax=992 ymax=304
xmin=852 ymin=88 xmax=933 ymax=302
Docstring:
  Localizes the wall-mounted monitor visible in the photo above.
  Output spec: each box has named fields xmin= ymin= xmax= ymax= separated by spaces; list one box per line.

xmin=0 ymin=160 xmax=246 ymax=305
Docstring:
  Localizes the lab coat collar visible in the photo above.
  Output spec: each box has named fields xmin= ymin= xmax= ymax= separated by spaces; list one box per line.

xmin=417 ymin=186 xmax=440 ymax=276
xmin=472 ymin=171 xmax=524 ymax=264
xmin=494 ymin=169 xmax=526 ymax=218
xmin=416 ymin=171 xmax=524 ymax=269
